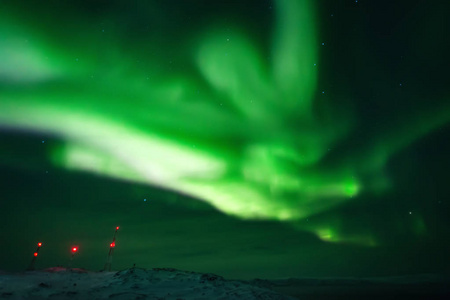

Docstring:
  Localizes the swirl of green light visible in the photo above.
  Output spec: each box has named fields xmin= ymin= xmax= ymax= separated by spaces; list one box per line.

xmin=0 ymin=0 xmax=448 ymax=246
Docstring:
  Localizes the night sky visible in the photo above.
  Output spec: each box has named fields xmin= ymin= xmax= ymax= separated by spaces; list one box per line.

xmin=0 ymin=0 xmax=449 ymax=279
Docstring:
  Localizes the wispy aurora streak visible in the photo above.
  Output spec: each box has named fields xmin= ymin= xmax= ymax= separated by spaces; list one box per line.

xmin=0 ymin=0 xmax=449 ymax=245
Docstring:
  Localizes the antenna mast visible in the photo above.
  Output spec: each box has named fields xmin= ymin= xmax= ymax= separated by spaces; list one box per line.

xmin=104 ymin=226 xmax=119 ymax=271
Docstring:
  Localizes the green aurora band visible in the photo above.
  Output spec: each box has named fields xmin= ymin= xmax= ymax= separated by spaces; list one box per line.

xmin=0 ymin=0 xmax=449 ymax=247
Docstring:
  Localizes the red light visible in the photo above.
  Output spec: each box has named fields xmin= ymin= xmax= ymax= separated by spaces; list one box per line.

xmin=116 ymin=226 xmax=119 ymax=230
xmin=34 ymin=252 xmax=38 ymax=257
xmin=110 ymin=242 xmax=115 ymax=248
xmin=38 ymin=242 xmax=42 ymax=247
xmin=72 ymin=247 xmax=78 ymax=253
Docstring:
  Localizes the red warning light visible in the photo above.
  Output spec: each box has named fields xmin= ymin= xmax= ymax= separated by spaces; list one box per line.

xmin=110 ymin=242 xmax=115 ymax=248
xmin=38 ymin=242 xmax=42 ymax=247
xmin=34 ymin=252 xmax=38 ymax=257
xmin=72 ymin=247 xmax=78 ymax=253
xmin=116 ymin=226 xmax=119 ymax=230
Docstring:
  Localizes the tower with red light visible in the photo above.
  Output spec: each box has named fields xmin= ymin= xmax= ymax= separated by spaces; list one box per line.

xmin=68 ymin=245 xmax=79 ymax=268
xmin=27 ymin=242 xmax=43 ymax=271
xmin=104 ymin=226 xmax=119 ymax=271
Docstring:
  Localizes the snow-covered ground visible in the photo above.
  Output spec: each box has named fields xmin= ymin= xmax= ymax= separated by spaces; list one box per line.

xmin=1 ymin=268 xmax=449 ymax=299
xmin=0 ymin=267 xmax=295 ymax=299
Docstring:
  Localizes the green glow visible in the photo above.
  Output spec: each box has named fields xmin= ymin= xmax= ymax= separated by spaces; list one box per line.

xmin=272 ymin=0 xmax=317 ymax=113
xmin=0 ymin=0 xmax=448 ymax=248
xmin=317 ymin=230 xmax=377 ymax=247
xmin=295 ymin=217 xmax=378 ymax=247
xmin=0 ymin=20 xmax=61 ymax=83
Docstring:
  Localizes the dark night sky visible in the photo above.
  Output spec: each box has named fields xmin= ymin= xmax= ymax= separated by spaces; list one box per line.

xmin=0 ymin=0 xmax=449 ymax=279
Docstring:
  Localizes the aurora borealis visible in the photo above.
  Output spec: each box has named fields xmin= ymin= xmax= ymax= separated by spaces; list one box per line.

xmin=1 ymin=0 xmax=449 ymax=278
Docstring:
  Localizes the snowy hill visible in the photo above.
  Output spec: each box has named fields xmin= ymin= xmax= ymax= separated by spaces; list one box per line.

xmin=2 ymin=268 xmax=449 ymax=299
xmin=0 ymin=267 xmax=295 ymax=299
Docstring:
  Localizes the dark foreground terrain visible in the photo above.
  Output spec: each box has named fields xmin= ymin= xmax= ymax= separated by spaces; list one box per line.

xmin=1 ymin=268 xmax=449 ymax=299
xmin=261 ymin=274 xmax=450 ymax=300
